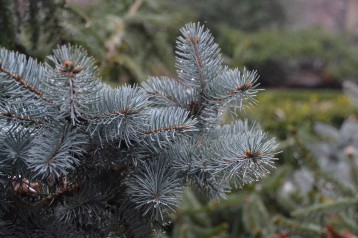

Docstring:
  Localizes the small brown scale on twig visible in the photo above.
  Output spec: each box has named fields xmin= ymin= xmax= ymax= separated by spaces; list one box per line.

xmin=228 ymin=82 xmax=252 ymax=95
xmin=223 ymin=150 xmax=264 ymax=164
xmin=154 ymin=194 xmax=160 ymax=201
xmin=59 ymin=60 xmax=83 ymax=77
xmin=236 ymin=82 xmax=252 ymax=91
xmin=245 ymin=150 xmax=264 ymax=158
xmin=184 ymin=32 xmax=200 ymax=44
xmin=185 ymin=31 xmax=200 ymax=44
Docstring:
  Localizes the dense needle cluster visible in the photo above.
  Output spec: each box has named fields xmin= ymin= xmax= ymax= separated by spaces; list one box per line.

xmin=0 ymin=23 xmax=278 ymax=237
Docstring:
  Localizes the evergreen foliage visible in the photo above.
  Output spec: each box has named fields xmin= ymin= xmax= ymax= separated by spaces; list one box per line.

xmin=0 ymin=0 xmax=68 ymax=57
xmin=271 ymin=81 xmax=358 ymax=237
xmin=0 ymin=0 xmax=189 ymax=85
xmin=218 ymin=27 xmax=358 ymax=86
xmin=0 ymin=23 xmax=278 ymax=237
xmin=173 ymin=0 xmax=286 ymax=32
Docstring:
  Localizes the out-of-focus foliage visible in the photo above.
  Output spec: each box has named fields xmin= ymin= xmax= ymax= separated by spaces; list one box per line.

xmin=273 ymin=114 xmax=358 ymax=237
xmin=218 ymin=27 xmax=358 ymax=86
xmin=64 ymin=0 xmax=193 ymax=84
xmin=0 ymin=0 xmax=193 ymax=84
xmin=172 ymin=0 xmax=286 ymax=32
xmin=4 ymin=0 xmax=355 ymax=87
xmin=238 ymin=90 xmax=356 ymax=139
xmin=0 ymin=0 xmax=68 ymax=57
xmin=0 ymin=0 xmax=16 ymax=49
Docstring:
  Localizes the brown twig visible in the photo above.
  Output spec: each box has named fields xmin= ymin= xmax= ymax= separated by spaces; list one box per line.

xmin=0 ymin=111 xmax=43 ymax=124
xmin=34 ymin=182 xmax=82 ymax=206
xmin=0 ymin=66 xmax=45 ymax=98
xmin=144 ymin=124 xmax=189 ymax=134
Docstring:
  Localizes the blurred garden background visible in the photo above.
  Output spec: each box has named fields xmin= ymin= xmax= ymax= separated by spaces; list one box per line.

xmin=1 ymin=0 xmax=358 ymax=237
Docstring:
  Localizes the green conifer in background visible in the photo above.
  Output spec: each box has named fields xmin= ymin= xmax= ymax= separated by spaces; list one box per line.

xmin=266 ymin=81 xmax=358 ymax=237
xmin=0 ymin=0 xmax=189 ymax=85
xmin=0 ymin=23 xmax=278 ymax=237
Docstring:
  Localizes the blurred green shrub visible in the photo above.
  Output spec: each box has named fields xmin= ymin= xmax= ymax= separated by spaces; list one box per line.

xmin=218 ymin=27 xmax=358 ymax=86
xmin=0 ymin=0 xmax=193 ymax=85
xmin=237 ymin=89 xmax=356 ymax=139
xmin=64 ymin=0 xmax=193 ymax=85
xmin=171 ymin=0 xmax=286 ymax=32
xmin=271 ymin=83 xmax=358 ymax=237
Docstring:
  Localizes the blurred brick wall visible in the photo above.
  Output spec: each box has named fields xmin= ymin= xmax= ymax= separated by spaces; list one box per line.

xmin=291 ymin=0 xmax=357 ymax=33
xmin=346 ymin=0 xmax=358 ymax=34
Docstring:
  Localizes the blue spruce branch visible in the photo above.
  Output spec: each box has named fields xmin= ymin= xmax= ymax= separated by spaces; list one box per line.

xmin=0 ymin=22 xmax=278 ymax=236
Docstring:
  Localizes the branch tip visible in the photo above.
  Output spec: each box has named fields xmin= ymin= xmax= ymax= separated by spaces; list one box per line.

xmin=59 ymin=60 xmax=83 ymax=77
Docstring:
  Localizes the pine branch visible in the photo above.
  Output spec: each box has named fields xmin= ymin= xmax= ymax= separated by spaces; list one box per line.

xmin=273 ymin=215 xmax=323 ymax=236
xmin=0 ymin=65 xmax=44 ymax=98
xmin=89 ymin=85 xmax=148 ymax=118
xmin=216 ymin=119 xmax=261 ymax=137
xmin=126 ymin=159 xmax=183 ymax=222
xmin=56 ymin=183 xmax=110 ymax=227
xmin=210 ymin=129 xmax=278 ymax=188
xmin=143 ymin=107 xmax=197 ymax=141
xmin=0 ymin=111 xmax=43 ymax=124
xmin=142 ymin=76 xmax=194 ymax=109
xmin=0 ymin=23 xmax=278 ymax=236
xmin=242 ymin=194 xmax=273 ymax=236
xmin=205 ymin=68 xmax=261 ymax=111
xmin=0 ymin=97 xmax=57 ymax=125
xmin=167 ymin=137 xmax=203 ymax=173
xmin=176 ymin=23 xmax=222 ymax=89
xmin=192 ymin=172 xmax=230 ymax=200
xmin=291 ymin=198 xmax=358 ymax=219
xmin=165 ymin=137 xmax=231 ymax=199
xmin=313 ymin=122 xmax=340 ymax=142
xmin=0 ymin=49 xmax=57 ymax=124
xmin=44 ymin=45 xmax=102 ymax=125
xmin=0 ymin=128 xmax=34 ymax=178
xmin=87 ymin=85 xmax=148 ymax=145
xmin=0 ymin=48 xmax=48 ymax=100
xmin=27 ymin=125 xmax=87 ymax=180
